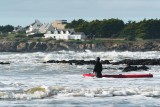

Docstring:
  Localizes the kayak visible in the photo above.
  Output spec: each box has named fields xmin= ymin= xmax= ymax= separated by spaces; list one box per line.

xmin=83 ymin=73 xmax=153 ymax=78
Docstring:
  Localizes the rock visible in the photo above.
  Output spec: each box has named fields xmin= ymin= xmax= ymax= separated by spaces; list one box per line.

xmin=43 ymin=59 xmax=110 ymax=65
xmin=138 ymin=65 xmax=149 ymax=71
xmin=122 ymin=65 xmax=149 ymax=72
xmin=112 ymin=59 xmax=160 ymax=65
xmin=60 ymin=42 xmax=69 ymax=49
xmin=101 ymin=60 xmax=110 ymax=64
xmin=28 ymin=42 xmax=36 ymax=51
xmin=122 ymin=65 xmax=138 ymax=72
xmin=17 ymin=42 xmax=28 ymax=51
xmin=0 ymin=62 xmax=10 ymax=64
xmin=0 ymin=40 xmax=160 ymax=52
xmin=33 ymin=42 xmax=47 ymax=51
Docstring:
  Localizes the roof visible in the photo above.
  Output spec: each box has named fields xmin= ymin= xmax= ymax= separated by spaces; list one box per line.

xmin=39 ymin=23 xmax=50 ymax=33
xmin=30 ymin=20 xmax=43 ymax=29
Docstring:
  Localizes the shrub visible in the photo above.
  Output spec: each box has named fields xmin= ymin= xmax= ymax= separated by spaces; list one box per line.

xmin=28 ymin=33 xmax=44 ymax=38
xmin=15 ymin=34 xmax=26 ymax=38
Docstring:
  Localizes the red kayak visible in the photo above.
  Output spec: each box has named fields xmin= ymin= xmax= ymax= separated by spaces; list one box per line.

xmin=83 ymin=73 xmax=153 ymax=78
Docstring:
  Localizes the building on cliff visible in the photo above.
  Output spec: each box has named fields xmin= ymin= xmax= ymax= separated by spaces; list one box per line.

xmin=52 ymin=20 xmax=67 ymax=30
xmin=44 ymin=28 xmax=86 ymax=40
xmin=38 ymin=23 xmax=55 ymax=34
xmin=26 ymin=20 xmax=86 ymax=40
xmin=26 ymin=20 xmax=43 ymax=36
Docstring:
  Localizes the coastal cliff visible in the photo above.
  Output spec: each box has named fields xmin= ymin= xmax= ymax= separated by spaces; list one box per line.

xmin=0 ymin=40 xmax=160 ymax=52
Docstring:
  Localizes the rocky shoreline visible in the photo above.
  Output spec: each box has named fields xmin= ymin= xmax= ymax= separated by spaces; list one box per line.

xmin=0 ymin=40 xmax=160 ymax=52
xmin=43 ymin=59 xmax=158 ymax=72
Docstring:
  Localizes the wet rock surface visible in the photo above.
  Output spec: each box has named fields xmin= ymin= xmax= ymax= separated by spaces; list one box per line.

xmin=43 ymin=60 xmax=110 ymax=65
xmin=0 ymin=40 xmax=160 ymax=52
xmin=0 ymin=62 xmax=10 ymax=64
xmin=122 ymin=65 xmax=149 ymax=72
xmin=44 ymin=59 xmax=154 ymax=72
xmin=112 ymin=59 xmax=160 ymax=65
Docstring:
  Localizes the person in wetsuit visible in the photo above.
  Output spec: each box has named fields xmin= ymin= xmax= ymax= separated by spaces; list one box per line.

xmin=93 ymin=57 xmax=102 ymax=78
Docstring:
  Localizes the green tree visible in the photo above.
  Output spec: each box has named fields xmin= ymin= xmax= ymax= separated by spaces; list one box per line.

xmin=66 ymin=18 xmax=125 ymax=38
xmin=65 ymin=19 xmax=86 ymax=29
xmin=66 ymin=18 xmax=160 ymax=40
xmin=0 ymin=25 xmax=14 ymax=33
xmin=119 ymin=21 xmax=136 ymax=41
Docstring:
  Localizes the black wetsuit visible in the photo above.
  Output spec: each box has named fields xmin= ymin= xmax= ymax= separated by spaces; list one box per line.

xmin=93 ymin=61 xmax=102 ymax=78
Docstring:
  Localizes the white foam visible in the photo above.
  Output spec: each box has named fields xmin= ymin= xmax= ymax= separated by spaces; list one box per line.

xmin=0 ymin=85 xmax=160 ymax=100
xmin=0 ymin=51 xmax=160 ymax=107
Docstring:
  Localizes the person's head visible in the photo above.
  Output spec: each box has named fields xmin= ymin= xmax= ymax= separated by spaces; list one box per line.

xmin=96 ymin=57 xmax=100 ymax=62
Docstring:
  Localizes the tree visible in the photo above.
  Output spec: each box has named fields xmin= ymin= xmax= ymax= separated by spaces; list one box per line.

xmin=0 ymin=25 xmax=14 ymax=33
xmin=119 ymin=21 xmax=137 ymax=41
xmin=66 ymin=18 xmax=125 ymax=38
xmin=136 ymin=19 xmax=160 ymax=39
xmin=99 ymin=19 xmax=125 ymax=38
xmin=66 ymin=18 xmax=160 ymax=40
xmin=65 ymin=19 xmax=86 ymax=29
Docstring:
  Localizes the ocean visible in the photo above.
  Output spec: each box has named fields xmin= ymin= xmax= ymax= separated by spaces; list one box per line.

xmin=0 ymin=50 xmax=160 ymax=107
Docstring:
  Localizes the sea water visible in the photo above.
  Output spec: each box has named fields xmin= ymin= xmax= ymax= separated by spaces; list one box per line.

xmin=0 ymin=51 xmax=160 ymax=107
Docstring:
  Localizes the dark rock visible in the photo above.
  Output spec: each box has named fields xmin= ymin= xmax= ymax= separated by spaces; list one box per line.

xmin=122 ymin=65 xmax=149 ymax=72
xmin=139 ymin=65 xmax=149 ymax=71
xmin=113 ymin=59 xmax=160 ymax=65
xmin=101 ymin=60 xmax=110 ymax=64
xmin=43 ymin=59 xmax=110 ymax=65
xmin=28 ymin=42 xmax=36 ymax=51
xmin=122 ymin=65 xmax=138 ymax=72
xmin=46 ymin=60 xmax=56 ymax=63
xmin=33 ymin=42 xmax=47 ymax=51
xmin=0 ymin=62 xmax=10 ymax=64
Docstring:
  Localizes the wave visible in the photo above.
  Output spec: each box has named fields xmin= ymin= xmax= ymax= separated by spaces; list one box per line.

xmin=0 ymin=85 xmax=160 ymax=100
xmin=0 ymin=51 xmax=160 ymax=65
xmin=43 ymin=51 xmax=160 ymax=62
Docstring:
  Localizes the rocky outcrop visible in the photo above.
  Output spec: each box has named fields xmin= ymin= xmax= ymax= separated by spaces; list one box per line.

xmin=112 ymin=59 xmax=160 ymax=65
xmin=0 ymin=40 xmax=160 ymax=52
xmin=0 ymin=62 xmax=10 ymax=65
xmin=122 ymin=65 xmax=149 ymax=72
xmin=43 ymin=59 xmax=110 ymax=65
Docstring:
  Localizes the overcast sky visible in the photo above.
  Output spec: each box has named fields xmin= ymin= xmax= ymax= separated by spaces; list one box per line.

xmin=0 ymin=0 xmax=160 ymax=26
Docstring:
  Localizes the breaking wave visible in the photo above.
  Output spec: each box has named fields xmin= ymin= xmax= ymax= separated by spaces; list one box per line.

xmin=0 ymin=85 xmax=160 ymax=100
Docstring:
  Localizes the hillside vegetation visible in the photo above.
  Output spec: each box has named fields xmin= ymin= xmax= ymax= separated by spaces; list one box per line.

xmin=66 ymin=18 xmax=160 ymax=41
xmin=1 ymin=18 xmax=160 ymax=42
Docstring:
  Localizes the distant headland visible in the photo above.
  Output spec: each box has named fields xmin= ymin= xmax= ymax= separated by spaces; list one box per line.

xmin=0 ymin=18 xmax=160 ymax=52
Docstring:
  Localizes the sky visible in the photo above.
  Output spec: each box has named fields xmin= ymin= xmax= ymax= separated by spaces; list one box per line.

xmin=0 ymin=0 xmax=160 ymax=26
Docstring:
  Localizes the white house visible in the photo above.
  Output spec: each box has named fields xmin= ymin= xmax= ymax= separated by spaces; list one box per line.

xmin=44 ymin=29 xmax=72 ymax=40
xmin=44 ymin=29 xmax=86 ymax=40
xmin=39 ymin=23 xmax=50 ymax=33
xmin=25 ymin=19 xmax=86 ymax=40
xmin=69 ymin=32 xmax=86 ymax=40
xmin=39 ymin=23 xmax=56 ymax=33
xmin=26 ymin=20 xmax=43 ymax=36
